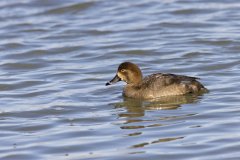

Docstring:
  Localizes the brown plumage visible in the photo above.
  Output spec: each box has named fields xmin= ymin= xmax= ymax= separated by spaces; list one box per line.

xmin=106 ymin=62 xmax=208 ymax=99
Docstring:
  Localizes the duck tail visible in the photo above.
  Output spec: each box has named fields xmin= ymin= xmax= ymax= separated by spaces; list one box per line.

xmin=190 ymin=80 xmax=208 ymax=93
xmin=201 ymin=87 xmax=209 ymax=93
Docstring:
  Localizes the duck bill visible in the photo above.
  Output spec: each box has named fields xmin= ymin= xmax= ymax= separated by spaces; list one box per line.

xmin=106 ymin=74 xmax=121 ymax=86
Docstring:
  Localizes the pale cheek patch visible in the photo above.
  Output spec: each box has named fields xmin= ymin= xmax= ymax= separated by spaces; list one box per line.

xmin=117 ymin=72 xmax=125 ymax=81
xmin=117 ymin=72 xmax=128 ymax=83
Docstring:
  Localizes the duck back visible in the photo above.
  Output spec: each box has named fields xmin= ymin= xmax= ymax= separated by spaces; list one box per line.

xmin=123 ymin=73 xmax=208 ymax=99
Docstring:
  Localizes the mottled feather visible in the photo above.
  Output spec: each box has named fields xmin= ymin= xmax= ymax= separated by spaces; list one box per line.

xmin=106 ymin=62 xmax=208 ymax=99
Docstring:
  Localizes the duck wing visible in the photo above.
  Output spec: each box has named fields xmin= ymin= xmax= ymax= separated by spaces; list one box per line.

xmin=142 ymin=73 xmax=206 ymax=94
xmin=142 ymin=73 xmax=197 ymax=86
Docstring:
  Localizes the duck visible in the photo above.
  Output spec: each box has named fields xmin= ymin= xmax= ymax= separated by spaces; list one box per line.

xmin=106 ymin=62 xmax=208 ymax=99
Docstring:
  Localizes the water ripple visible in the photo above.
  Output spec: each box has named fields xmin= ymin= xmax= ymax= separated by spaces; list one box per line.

xmin=0 ymin=0 xmax=240 ymax=159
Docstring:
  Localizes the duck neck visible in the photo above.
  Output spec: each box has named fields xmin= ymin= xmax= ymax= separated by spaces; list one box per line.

xmin=135 ymin=74 xmax=143 ymax=85
xmin=130 ymin=70 xmax=143 ymax=86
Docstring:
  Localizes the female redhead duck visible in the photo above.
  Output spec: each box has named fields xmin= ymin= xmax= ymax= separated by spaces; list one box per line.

xmin=106 ymin=62 xmax=208 ymax=99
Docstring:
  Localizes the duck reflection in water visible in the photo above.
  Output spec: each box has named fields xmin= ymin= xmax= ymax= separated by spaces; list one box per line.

xmin=112 ymin=95 xmax=200 ymax=148
xmin=114 ymin=94 xmax=201 ymax=118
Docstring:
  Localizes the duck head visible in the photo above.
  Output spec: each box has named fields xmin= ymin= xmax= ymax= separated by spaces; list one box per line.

xmin=106 ymin=62 xmax=143 ymax=86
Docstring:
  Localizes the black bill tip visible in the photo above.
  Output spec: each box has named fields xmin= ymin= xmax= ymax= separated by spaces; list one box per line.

xmin=105 ymin=82 xmax=111 ymax=86
xmin=106 ymin=74 xmax=121 ymax=86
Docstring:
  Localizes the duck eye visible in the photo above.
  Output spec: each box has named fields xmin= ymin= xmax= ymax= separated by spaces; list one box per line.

xmin=121 ymin=69 xmax=125 ymax=72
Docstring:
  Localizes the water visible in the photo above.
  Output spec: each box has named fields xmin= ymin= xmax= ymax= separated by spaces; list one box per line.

xmin=0 ymin=0 xmax=240 ymax=159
